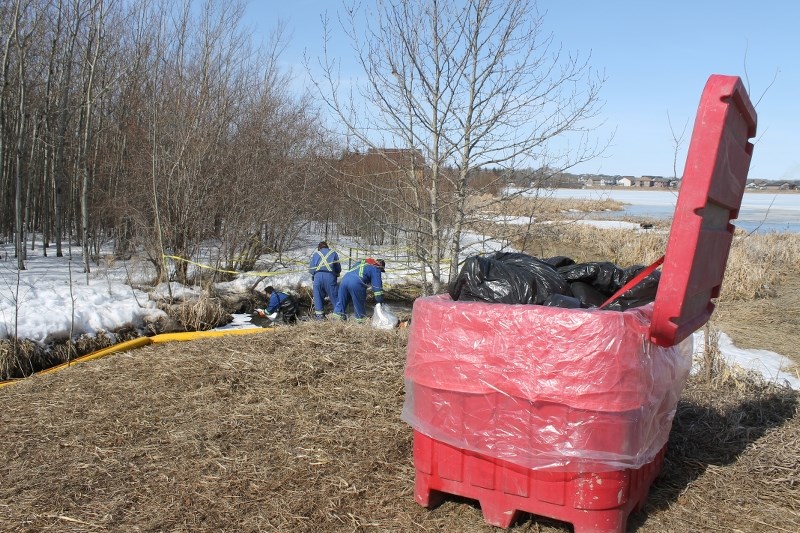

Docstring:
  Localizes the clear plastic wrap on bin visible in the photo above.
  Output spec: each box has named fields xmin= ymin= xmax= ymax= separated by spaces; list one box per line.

xmin=401 ymin=295 xmax=692 ymax=472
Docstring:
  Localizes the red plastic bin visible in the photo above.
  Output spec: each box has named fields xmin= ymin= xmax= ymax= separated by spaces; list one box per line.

xmin=414 ymin=431 xmax=665 ymax=531
xmin=403 ymin=299 xmax=687 ymax=532
xmin=402 ymin=75 xmax=757 ymax=532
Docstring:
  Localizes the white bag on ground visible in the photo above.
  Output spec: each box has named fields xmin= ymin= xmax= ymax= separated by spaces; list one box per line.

xmin=372 ymin=303 xmax=399 ymax=329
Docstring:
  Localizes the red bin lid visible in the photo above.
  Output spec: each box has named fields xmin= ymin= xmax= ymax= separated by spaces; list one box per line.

xmin=650 ymin=75 xmax=757 ymax=347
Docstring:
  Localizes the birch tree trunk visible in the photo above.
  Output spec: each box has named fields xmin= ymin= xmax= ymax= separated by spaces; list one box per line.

xmin=0 ymin=5 xmax=15 ymax=243
xmin=13 ymin=0 xmax=27 ymax=270
xmin=79 ymin=0 xmax=104 ymax=277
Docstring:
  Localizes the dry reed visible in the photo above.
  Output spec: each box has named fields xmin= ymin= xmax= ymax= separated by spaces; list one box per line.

xmin=470 ymin=193 xmax=626 ymax=217
xmin=722 ymin=231 xmax=800 ymax=300
xmin=167 ymin=293 xmax=232 ymax=331
xmin=0 ymin=328 xmax=148 ymax=381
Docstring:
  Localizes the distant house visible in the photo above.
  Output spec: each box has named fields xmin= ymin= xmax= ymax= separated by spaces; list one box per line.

xmin=634 ymin=177 xmax=654 ymax=187
xmin=764 ymin=182 xmax=793 ymax=190
xmin=585 ymin=176 xmax=617 ymax=187
xmin=618 ymin=177 xmax=633 ymax=187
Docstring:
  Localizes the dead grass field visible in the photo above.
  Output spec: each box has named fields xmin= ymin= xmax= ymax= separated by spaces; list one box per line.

xmin=1 ymin=322 xmax=797 ymax=532
xmin=2 ymin=195 xmax=798 ymax=531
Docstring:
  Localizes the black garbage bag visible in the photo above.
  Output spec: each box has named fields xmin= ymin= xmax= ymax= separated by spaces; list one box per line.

xmin=603 ymin=265 xmax=661 ymax=311
xmin=450 ymin=253 xmax=660 ymax=310
xmin=544 ymin=256 xmax=576 ymax=268
xmin=542 ymin=293 xmax=583 ymax=309
xmin=568 ymin=281 xmax=607 ymax=308
xmin=557 ymin=261 xmax=660 ymax=310
xmin=557 ymin=261 xmax=629 ymax=293
xmin=449 ymin=252 xmax=571 ymax=305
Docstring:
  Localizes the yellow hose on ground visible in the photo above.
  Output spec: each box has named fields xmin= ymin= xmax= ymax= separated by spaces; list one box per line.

xmin=151 ymin=328 xmax=273 ymax=343
xmin=0 ymin=327 xmax=274 ymax=389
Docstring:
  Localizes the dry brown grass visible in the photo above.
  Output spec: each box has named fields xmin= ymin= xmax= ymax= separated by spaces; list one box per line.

xmin=469 ymin=193 xmax=626 ymax=217
xmin=0 ymin=330 xmax=146 ymax=381
xmin=539 ymin=223 xmax=669 ymax=266
xmin=162 ymin=293 xmax=233 ymax=331
xmin=0 ymin=338 xmax=44 ymax=379
xmin=642 ymin=372 xmax=799 ymax=533
xmin=722 ymin=231 xmax=800 ymax=300
xmin=1 ymin=321 xmax=797 ymax=532
xmin=713 ymin=276 xmax=800 ymax=368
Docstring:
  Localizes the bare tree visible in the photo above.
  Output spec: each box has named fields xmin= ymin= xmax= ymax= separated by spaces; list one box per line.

xmin=77 ymin=0 xmax=106 ymax=276
xmin=9 ymin=0 xmax=46 ymax=271
xmin=0 ymin=0 xmax=324 ymax=289
xmin=317 ymin=0 xmax=605 ymax=293
xmin=0 ymin=2 xmax=16 ymax=249
xmin=51 ymin=0 xmax=82 ymax=258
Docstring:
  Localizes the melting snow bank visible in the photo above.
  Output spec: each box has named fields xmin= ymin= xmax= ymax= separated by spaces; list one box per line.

xmin=0 ymin=278 xmax=167 ymax=344
xmin=692 ymin=329 xmax=800 ymax=390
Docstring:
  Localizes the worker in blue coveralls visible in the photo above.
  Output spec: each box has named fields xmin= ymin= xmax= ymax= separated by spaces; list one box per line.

xmin=263 ymin=286 xmax=298 ymax=324
xmin=333 ymin=258 xmax=385 ymax=322
xmin=308 ymin=241 xmax=341 ymax=320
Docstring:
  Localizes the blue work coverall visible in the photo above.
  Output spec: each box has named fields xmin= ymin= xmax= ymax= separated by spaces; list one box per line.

xmin=309 ymin=247 xmax=341 ymax=318
xmin=266 ymin=291 xmax=297 ymax=323
xmin=333 ymin=261 xmax=384 ymax=321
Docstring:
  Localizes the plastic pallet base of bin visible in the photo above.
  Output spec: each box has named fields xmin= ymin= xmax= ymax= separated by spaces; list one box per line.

xmin=413 ymin=431 xmax=665 ymax=533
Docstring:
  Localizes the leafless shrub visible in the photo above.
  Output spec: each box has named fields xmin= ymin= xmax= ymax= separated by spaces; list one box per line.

xmin=316 ymin=0 xmax=605 ymax=293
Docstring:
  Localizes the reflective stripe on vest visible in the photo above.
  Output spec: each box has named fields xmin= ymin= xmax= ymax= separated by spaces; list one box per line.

xmin=314 ymin=250 xmax=336 ymax=272
xmin=346 ymin=261 xmax=367 ymax=280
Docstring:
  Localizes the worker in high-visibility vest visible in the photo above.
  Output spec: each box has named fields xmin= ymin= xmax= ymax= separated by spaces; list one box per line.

xmin=308 ymin=241 xmax=341 ymax=320
xmin=263 ymin=286 xmax=298 ymax=324
xmin=333 ymin=258 xmax=385 ymax=322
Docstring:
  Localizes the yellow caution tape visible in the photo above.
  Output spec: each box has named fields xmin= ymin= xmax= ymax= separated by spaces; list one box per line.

xmin=163 ymin=255 xmax=307 ymax=278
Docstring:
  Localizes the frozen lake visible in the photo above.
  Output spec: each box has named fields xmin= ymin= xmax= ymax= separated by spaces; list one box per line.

xmin=535 ymin=188 xmax=800 ymax=233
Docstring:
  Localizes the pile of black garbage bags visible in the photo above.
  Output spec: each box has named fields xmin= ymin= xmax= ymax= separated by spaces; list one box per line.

xmin=449 ymin=252 xmax=659 ymax=311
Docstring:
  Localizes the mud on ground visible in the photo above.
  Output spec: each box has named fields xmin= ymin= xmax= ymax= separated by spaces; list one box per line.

xmin=1 ymin=321 xmax=798 ymax=532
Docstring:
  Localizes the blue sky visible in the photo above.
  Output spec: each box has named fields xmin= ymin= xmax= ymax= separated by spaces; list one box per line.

xmin=245 ymin=1 xmax=799 ymax=181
